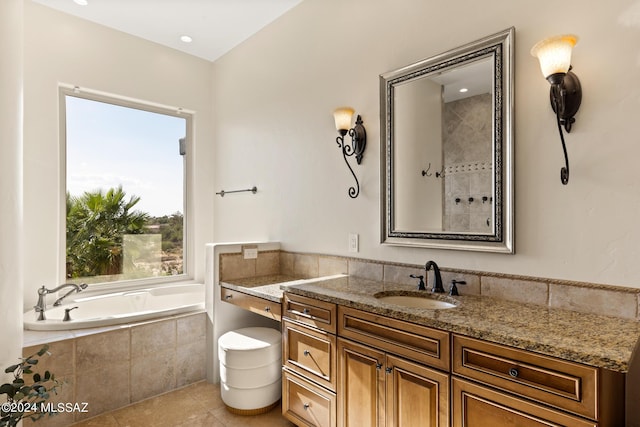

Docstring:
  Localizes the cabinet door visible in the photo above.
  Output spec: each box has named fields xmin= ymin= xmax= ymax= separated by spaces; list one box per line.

xmin=338 ymin=338 xmax=386 ymax=427
xmin=385 ymin=354 xmax=449 ymax=427
xmin=452 ymin=378 xmax=596 ymax=427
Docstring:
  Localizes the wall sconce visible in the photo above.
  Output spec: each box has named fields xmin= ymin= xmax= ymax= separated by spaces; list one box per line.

xmin=333 ymin=107 xmax=367 ymax=198
xmin=531 ymin=34 xmax=582 ymax=185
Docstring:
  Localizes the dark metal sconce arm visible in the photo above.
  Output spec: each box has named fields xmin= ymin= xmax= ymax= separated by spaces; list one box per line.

xmin=548 ymin=69 xmax=581 ymax=185
xmin=554 ymin=106 xmax=570 ymax=185
xmin=336 ymin=115 xmax=367 ymax=198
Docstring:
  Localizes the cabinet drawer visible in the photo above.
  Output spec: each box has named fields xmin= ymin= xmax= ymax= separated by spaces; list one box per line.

xmin=283 ymin=319 xmax=337 ymax=390
xmin=283 ymin=369 xmax=336 ymax=427
xmin=452 ymin=377 xmax=596 ymax=427
xmin=452 ymin=335 xmax=597 ymax=420
xmin=284 ymin=293 xmax=337 ymax=333
xmin=338 ymin=306 xmax=450 ymax=371
xmin=220 ymin=287 xmax=281 ymax=321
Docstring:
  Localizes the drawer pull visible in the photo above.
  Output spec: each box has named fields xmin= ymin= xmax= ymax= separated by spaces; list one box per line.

xmin=509 ymin=367 xmax=519 ymax=378
xmin=303 ymin=349 xmax=311 ymax=357
xmin=225 ymin=295 xmax=232 ymax=300
xmin=264 ymin=306 xmax=271 ymax=312
xmin=303 ymin=403 xmax=310 ymax=410
xmin=302 ymin=308 xmax=311 ymax=315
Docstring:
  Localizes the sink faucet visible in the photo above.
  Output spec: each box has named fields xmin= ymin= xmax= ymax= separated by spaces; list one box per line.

xmin=34 ymin=283 xmax=88 ymax=321
xmin=424 ymin=261 xmax=445 ymax=293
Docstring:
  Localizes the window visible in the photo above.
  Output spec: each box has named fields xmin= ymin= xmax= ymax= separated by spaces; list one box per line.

xmin=61 ymin=87 xmax=191 ymax=286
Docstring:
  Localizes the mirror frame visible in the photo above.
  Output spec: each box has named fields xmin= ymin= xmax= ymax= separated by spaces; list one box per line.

xmin=380 ymin=27 xmax=514 ymax=253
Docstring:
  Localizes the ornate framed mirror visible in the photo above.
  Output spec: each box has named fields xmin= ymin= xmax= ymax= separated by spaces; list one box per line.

xmin=380 ymin=27 xmax=514 ymax=253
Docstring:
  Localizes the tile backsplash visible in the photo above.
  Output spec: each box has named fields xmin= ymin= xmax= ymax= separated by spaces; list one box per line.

xmin=220 ymin=250 xmax=640 ymax=321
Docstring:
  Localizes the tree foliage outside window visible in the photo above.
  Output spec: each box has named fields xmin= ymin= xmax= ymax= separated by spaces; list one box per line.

xmin=66 ymin=186 xmax=149 ymax=279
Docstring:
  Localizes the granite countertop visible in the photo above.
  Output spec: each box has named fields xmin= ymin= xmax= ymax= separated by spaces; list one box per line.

xmin=280 ymin=275 xmax=640 ymax=373
xmin=220 ymin=275 xmax=300 ymax=302
xmin=220 ymin=274 xmax=349 ymax=303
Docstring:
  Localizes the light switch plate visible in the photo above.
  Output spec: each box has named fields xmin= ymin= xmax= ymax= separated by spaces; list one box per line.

xmin=348 ymin=233 xmax=359 ymax=253
xmin=243 ymin=248 xmax=258 ymax=259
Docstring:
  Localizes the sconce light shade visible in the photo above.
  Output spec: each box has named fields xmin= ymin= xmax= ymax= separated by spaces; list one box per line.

xmin=530 ymin=34 xmax=578 ymax=83
xmin=333 ymin=107 xmax=355 ymax=134
xmin=531 ymin=34 xmax=581 ymax=185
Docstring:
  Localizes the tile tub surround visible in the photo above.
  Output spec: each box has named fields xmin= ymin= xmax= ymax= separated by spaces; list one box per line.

xmin=21 ymin=312 xmax=206 ymax=426
xmin=281 ymin=275 xmax=640 ymax=373
xmin=219 ymin=249 xmax=640 ymax=321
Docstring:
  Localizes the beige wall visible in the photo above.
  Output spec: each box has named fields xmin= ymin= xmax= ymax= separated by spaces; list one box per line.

xmin=0 ymin=0 xmax=23 ymax=376
xmin=22 ymin=2 xmax=215 ymax=308
xmin=212 ymin=0 xmax=640 ymax=288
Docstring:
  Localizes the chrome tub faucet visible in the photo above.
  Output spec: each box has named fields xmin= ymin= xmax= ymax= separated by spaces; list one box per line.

xmin=34 ymin=283 xmax=88 ymax=321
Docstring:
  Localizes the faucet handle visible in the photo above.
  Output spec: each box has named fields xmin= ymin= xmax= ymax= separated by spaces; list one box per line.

xmin=409 ymin=274 xmax=426 ymax=291
xmin=63 ymin=306 xmax=79 ymax=322
xmin=449 ymin=280 xmax=467 ymax=296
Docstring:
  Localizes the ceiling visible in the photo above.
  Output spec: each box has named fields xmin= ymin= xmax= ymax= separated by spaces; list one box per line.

xmin=32 ymin=0 xmax=304 ymax=62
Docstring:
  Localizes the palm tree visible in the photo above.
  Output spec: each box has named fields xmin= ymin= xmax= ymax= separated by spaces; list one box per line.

xmin=66 ymin=186 xmax=149 ymax=279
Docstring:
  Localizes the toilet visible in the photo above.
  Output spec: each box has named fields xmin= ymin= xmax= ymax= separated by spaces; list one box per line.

xmin=218 ymin=327 xmax=282 ymax=415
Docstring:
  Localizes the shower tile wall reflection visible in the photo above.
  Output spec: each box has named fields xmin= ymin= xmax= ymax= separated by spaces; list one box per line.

xmin=443 ymin=93 xmax=493 ymax=232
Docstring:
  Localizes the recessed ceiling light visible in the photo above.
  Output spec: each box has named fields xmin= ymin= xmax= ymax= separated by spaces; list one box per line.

xmin=73 ymin=0 xmax=88 ymax=5
xmin=459 ymin=88 xmax=468 ymax=93
xmin=180 ymin=35 xmax=193 ymax=43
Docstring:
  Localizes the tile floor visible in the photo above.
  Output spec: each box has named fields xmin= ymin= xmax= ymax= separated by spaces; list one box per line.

xmin=69 ymin=381 xmax=295 ymax=426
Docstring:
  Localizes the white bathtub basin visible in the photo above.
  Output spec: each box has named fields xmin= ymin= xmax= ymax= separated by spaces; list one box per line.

xmin=24 ymin=283 xmax=205 ymax=331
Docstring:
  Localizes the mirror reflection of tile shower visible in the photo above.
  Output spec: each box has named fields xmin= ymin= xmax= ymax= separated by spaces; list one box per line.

xmin=442 ymin=93 xmax=493 ymax=232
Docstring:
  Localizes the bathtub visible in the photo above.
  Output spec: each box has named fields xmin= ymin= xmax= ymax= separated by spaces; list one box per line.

xmin=23 ymin=284 xmax=205 ymax=331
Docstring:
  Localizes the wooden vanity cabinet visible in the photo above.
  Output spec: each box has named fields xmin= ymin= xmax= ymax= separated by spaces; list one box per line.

xmin=452 ymin=335 xmax=625 ymax=427
xmin=337 ymin=306 xmax=450 ymax=427
xmin=282 ymin=293 xmax=338 ymax=427
xmin=452 ymin=377 xmax=597 ymax=427
xmin=338 ymin=338 xmax=450 ymax=427
xmin=220 ymin=287 xmax=281 ymax=321
xmin=283 ymin=293 xmax=627 ymax=427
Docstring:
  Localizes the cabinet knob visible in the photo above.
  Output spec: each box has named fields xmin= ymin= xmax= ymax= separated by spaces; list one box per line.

xmin=303 ymin=403 xmax=310 ymax=410
xmin=264 ymin=306 xmax=271 ymax=312
xmin=376 ymin=363 xmax=382 ymax=370
xmin=303 ymin=350 xmax=311 ymax=357
xmin=302 ymin=308 xmax=310 ymax=315
xmin=509 ymin=367 xmax=519 ymax=378
xmin=225 ymin=295 xmax=232 ymax=300
xmin=385 ymin=367 xmax=393 ymax=374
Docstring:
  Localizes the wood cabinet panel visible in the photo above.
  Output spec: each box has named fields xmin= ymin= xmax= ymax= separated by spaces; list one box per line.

xmin=337 ymin=338 xmax=386 ymax=427
xmin=283 ymin=319 xmax=337 ymax=390
xmin=220 ymin=287 xmax=281 ymax=321
xmin=452 ymin=377 xmax=596 ymax=427
xmin=283 ymin=369 xmax=337 ymax=427
xmin=284 ymin=293 xmax=337 ymax=333
xmin=385 ymin=354 xmax=449 ymax=427
xmin=338 ymin=306 xmax=449 ymax=371
xmin=452 ymin=335 xmax=597 ymax=419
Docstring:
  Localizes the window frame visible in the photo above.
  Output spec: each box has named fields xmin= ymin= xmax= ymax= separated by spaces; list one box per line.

xmin=58 ymin=85 xmax=194 ymax=291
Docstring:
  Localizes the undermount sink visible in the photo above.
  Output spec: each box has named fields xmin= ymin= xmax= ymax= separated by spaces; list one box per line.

xmin=374 ymin=293 xmax=457 ymax=310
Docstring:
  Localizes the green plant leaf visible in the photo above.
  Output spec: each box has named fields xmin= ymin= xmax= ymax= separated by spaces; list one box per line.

xmin=44 ymin=371 xmax=51 ymax=380
xmin=36 ymin=345 xmax=49 ymax=356
xmin=25 ymin=359 xmax=38 ymax=365
xmin=0 ymin=384 xmax=14 ymax=395
xmin=32 ymin=373 xmax=41 ymax=383
xmin=4 ymin=365 xmax=18 ymax=374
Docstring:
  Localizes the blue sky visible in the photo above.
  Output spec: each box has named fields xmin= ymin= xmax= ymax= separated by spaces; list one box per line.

xmin=65 ymin=96 xmax=186 ymax=217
